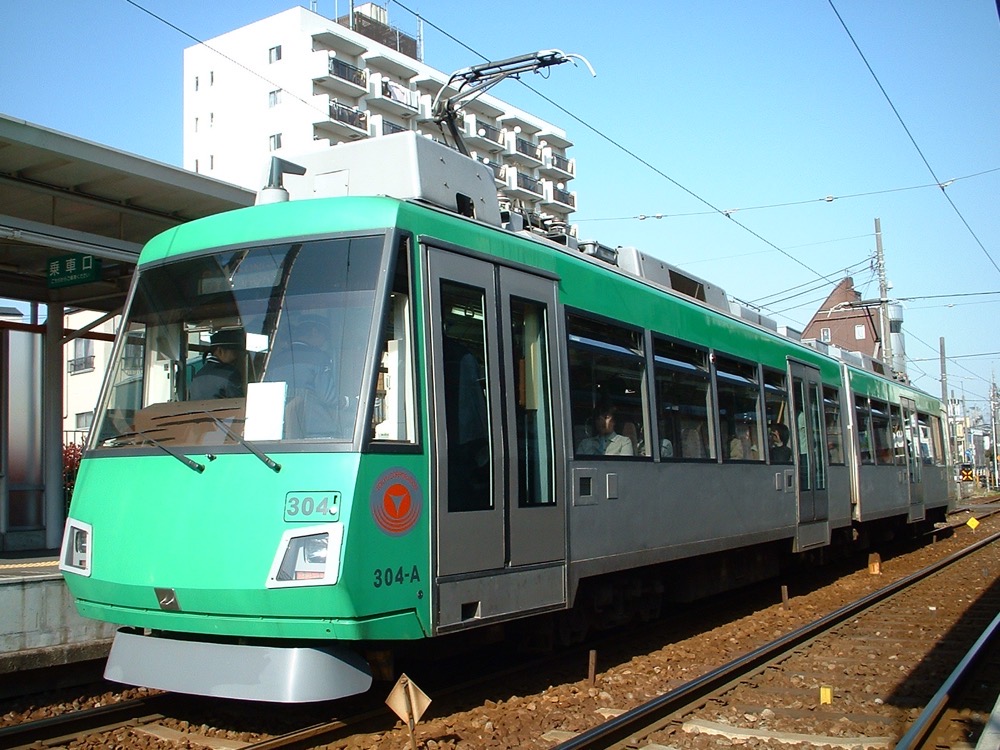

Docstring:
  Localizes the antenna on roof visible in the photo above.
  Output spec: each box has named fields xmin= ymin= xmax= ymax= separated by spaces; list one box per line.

xmin=431 ymin=49 xmax=595 ymax=156
xmin=256 ymin=157 xmax=307 ymax=205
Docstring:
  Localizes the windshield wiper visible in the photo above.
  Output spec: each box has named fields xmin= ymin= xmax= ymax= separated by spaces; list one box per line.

xmin=202 ymin=412 xmax=282 ymax=473
xmin=114 ymin=429 xmax=205 ymax=474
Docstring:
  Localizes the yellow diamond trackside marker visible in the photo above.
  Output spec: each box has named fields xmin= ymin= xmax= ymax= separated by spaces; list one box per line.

xmin=968 ymin=517 xmax=981 ymax=531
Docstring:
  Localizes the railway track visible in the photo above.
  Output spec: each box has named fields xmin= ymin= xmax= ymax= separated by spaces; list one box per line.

xmin=550 ymin=529 xmax=1000 ymax=750
xmin=2 ymin=506 xmax=996 ymax=750
xmin=0 ymin=693 xmax=174 ymax=749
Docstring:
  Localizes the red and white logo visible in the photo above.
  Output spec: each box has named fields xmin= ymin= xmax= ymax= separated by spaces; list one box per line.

xmin=370 ymin=468 xmax=422 ymax=536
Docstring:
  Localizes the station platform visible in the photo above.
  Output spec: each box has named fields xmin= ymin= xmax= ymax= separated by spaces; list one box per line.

xmin=0 ymin=551 xmax=116 ymax=678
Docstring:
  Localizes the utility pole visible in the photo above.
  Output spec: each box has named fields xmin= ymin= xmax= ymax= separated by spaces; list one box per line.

xmin=992 ymin=373 xmax=999 ymax=489
xmin=874 ymin=218 xmax=893 ymax=379
xmin=940 ymin=337 xmax=951 ymax=467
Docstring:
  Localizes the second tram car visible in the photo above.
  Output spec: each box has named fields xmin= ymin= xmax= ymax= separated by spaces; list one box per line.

xmin=60 ymin=132 xmax=951 ymax=702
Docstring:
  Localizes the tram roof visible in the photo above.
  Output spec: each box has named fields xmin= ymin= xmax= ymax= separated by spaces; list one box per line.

xmin=0 ymin=114 xmax=255 ymax=311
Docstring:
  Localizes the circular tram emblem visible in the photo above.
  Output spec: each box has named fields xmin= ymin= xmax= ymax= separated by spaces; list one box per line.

xmin=370 ymin=468 xmax=423 ymax=536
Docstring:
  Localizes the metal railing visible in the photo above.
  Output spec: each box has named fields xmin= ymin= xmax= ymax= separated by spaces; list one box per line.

xmin=382 ymin=119 xmax=408 ymax=135
xmin=328 ymin=58 xmax=367 ymax=88
xmin=553 ymin=187 xmax=575 ymax=207
xmin=551 ymin=152 xmax=573 ymax=174
xmin=515 ymin=137 xmax=540 ymax=159
xmin=474 ymin=121 xmax=503 ymax=145
xmin=67 ymin=355 xmax=95 ymax=374
xmin=330 ymin=101 xmax=368 ymax=131
xmin=516 ymin=172 xmax=541 ymax=194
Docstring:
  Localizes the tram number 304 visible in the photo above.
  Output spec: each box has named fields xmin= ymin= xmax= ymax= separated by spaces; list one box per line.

xmin=283 ymin=492 xmax=341 ymax=522
xmin=373 ymin=565 xmax=421 ymax=588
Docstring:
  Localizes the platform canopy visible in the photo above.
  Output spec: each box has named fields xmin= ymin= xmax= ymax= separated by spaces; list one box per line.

xmin=0 ymin=114 xmax=255 ymax=311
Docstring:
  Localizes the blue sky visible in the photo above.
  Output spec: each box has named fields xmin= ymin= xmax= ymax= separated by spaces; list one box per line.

xmin=3 ymin=1 xmax=999 ymax=412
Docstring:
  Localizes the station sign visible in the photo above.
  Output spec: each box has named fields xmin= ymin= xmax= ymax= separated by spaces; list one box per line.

xmin=47 ymin=253 xmax=102 ymax=288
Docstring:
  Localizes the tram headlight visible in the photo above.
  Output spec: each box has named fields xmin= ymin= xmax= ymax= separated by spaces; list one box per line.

xmin=59 ymin=519 xmax=92 ymax=577
xmin=267 ymin=524 xmax=343 ymax=588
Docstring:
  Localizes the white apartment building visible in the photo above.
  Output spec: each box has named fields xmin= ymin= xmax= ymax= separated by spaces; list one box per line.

xmin=183 ymin=3 xmax=577 ymax=224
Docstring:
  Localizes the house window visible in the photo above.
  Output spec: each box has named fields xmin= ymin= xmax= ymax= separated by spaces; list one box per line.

xmin=854 ymin=324 xmax=866 ymax=340
xmin=269 ymin=133 xmax=282 ymax=151
xmin=268 ymin=45 xmax=282 ymax=63
xmin=210 ymin=155 xmax=214 ymax=170
xmin=194 ymin=117 xmax=199 ymax=133
xmin=268 ymin=89 xmax=282 ymax=108
xmin=820 ymin=327 xmax=831 ymax=343
xmin=75 ymin=411 xmax=94 ymax=430
xmin=194 ymin=75 xmax=199 ymax=91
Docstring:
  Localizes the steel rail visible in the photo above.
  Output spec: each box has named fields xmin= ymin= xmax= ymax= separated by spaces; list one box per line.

xmin=0 ymin=694 xmax=170 ymax=749
xmin=894 ymin=609 xmax=1000 ymax=750
xmin=552 ymin=529 xmax=1000 ymax=750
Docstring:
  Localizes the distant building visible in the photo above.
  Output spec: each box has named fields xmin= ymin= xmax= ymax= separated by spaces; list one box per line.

xmin=802 ymin=277 xmax=907 ymax=380
xmin=183 ymin=3 xmax=577 ymax=225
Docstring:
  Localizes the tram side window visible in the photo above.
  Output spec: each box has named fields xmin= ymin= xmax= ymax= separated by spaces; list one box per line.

xmin=870 ymin=400 xmax=893 ymax=465
xmin=854 ymin=396 xmax=874 ymax=465
xmin=824 ymin=387 xmax=844 ymax=465
xmin=371 ymin=241 xmax=416 ymax=444
xmin=762 ymin=368 xmax=791 ymax=464
xmin=716 ymin=355 xmax=763 ymax=462
xmin=890 ymin=404 xmax=906 ymax=466
xmin=567 ymin=314 xmax=647 ymax=459
xmin=653 ymin=337 xmax=715 ymax=460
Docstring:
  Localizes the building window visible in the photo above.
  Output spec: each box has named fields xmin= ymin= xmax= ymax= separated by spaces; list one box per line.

xmin=194 ymin=75 xmax=199 ymax=91
xmin=210 ymin=70 xmax=214 ymax=85
xmin=210 ymin=155 xmax=214 ymax=170
xmin=194 ymin=159 xmax=199 ymax=173
xmin=210 ymin=112 xmax=214 ymax=128
xmin=75 ymin=411 xmax=94 ymax=430
xmin=854 ymin=324 xmax=866 ymax=340
xmin=268 ymin=45 xmax=282 ymax=63
xmin=269 ymin=133 xmax=282 ymax=151
xmin=69 ymin=338 xmax=94 ymax=374
xmin=268 ymin=89 xmax=282 ymax=108
xmin=820 ymin=327 xmax=831 ymax=343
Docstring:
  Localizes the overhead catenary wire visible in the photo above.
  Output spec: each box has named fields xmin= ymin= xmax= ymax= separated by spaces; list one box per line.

xmin=573 ymin=167 xmax=1000 ymax=223
xmin=388 ymin=0 xmax=840 ymax=288
xmin=827 ymin=0 xmax=1000 ymax=276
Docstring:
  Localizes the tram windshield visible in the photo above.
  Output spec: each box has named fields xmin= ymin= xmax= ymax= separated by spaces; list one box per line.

xmin=91 ymin=235 xmax=386 ymax=449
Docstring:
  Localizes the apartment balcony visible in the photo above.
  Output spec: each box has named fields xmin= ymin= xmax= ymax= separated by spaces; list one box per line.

xmin=470 ymin=152 xmax=507 ymax=188
xmin=367 ymin=77 xmax=419 ymax=116
xmin=381 ymin=118 xmax=409 ymax=136
xmin=463 ymin=116 xmax=504 ymax=153
xmin=315 ymin=57 xmax=369 ymax=98
xmin=539 ymin=148 xmax=575 ymax=180
xmin=504 ymin=169 xmax=543 ymax=202
xmin=314 ymin=100 xmax=369 ymax=140
xmin=504 ymin=135 xmax=542 ymax=168
xmin=541 ymin=180 xmax=576 ymax=212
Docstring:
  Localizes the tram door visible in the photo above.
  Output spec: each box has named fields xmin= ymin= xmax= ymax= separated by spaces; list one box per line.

xmin=789 ymin=361 xmax=829 ymax=547
xmin=427 ymin=247 xmax=566 ymax=627
xmin=901 ymin=397 xmax=925 ymax=521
